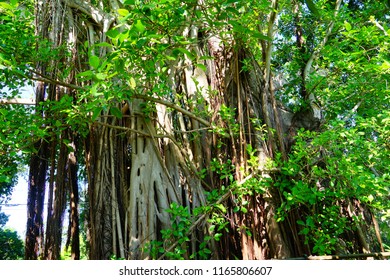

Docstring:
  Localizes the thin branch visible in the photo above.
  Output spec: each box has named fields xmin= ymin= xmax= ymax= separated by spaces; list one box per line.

xmin=19 ymin=76 xmax=212 ymax=131
xmin=172 ymin=127 xmax=210 ymax=134
xmin=63 ymin=0 xmax=112 ymax=25
xmin=303 ymin=0 xmax=342 ymax=80
xmin=370 ymin=17 xmax=388 ymax=36
xmin=30 ymin=70 xmax=83 ymax=91
xmin=340 ymin=99 xmax=362 ymax=121
xmin=0 ymin=98 xmax=35 ymax=105
xmin=95 ymin=121 xmax=170 ymax=138
xmin=264 ymin=0 xmax=279 ymax=83
xmin=132 ymin=93 xmax=212 ymax=128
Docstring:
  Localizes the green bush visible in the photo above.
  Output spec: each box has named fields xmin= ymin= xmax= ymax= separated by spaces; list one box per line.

xmin=0 ymin=228 xmax=24 ymax=260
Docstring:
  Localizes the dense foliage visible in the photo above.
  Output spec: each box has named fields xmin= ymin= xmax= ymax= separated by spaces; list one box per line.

xmin=0 ymin=227 xmax=24 ymax=260
xmin=0 ymin=0 xmax=389 ymax=259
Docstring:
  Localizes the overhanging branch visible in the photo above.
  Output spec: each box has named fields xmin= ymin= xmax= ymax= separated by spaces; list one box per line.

xmin=0 ymin=98 xmax=35 ymax=105
xmin=30 ymin=70 xmax=83 ymax=91
xmin=63 ymin=0 xmax=112 ymax=25
xmin=132 ymin=93 xmax=212 ymax=128
xmin=304 ymin=0 xmax=342 ymax=80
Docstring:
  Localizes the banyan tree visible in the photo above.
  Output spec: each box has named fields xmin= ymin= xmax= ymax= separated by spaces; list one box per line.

xmin=1 ymin=0 xmax=387 ymax=260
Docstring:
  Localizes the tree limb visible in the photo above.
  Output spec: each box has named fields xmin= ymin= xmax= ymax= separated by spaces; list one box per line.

xmin=63 ymin=0 xmax=113 ymax=25
xmin=264 ymin=0 xmax=278 ymax=83
xmin=0 ymin=98 xmax=35 ymax=105
xmin=303 ymin=0 xmax=342 ymax=80
xmin=29 ymin=69 xmax=83 ymax=91
xmin=132 ymin=93 xmax=212 ymax=128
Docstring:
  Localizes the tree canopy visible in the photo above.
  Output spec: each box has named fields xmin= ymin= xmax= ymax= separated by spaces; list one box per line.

xmin=0 ymin=0 xmax=389 ymax=259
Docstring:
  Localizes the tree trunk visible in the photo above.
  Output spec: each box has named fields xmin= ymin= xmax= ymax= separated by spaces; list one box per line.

xmin=25 ymin=0 xmax=82 ymax=259
xmin=25 ymin=109 xmax=49 ymax=259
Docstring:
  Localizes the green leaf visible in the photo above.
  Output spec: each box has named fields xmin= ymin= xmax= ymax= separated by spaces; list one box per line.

xmin=380 ymin=60 xmax=390 ymax=72
xmin=106 ymin=29 xmax=120 ymax=39
xmin=117 ymin=9 xmax=129 ymax=17
xmin=92 ymin=107 xmax=102 ymax=121
xmin=229 ymin=20 xmax=245 ymax=33
xmin=344 ymin=21 xmax=352 ymax=32
xmin=135 ymin=20 xmax=146 ymax=33
xmin=199 ymin=55 xmax=215 ymax=60
xmin=129 ymin=77 xmax=136 ymax=89
xmin=0 ymin=2 xmax=13 ymax=10
xmin=215 ymin=204 xmax=226 ymax=213
xmin=252 ymin=31 xmax=272 ymax=41
xmin=165 ymin=55 xmax=176 ymax=61
xmin=95 ymin=73 xmax=107 ymax=80
xmin=306 ymin=217 xmax=314 ymax=227
xmin=110 ymin=107 xmax=123 ymax=119
xmin=173 ymin=48 xmax=195 ymax=60
xmin=10 ymin=0 xmax=18 ymax=6
xmin=89 ymin=55 xmax=100 ymax=69
xmin=55 ymin=120 xmax=62 ymax=127
xmin=305 ymin=0 xmax=320 ymax=17
xmin=94 ymin=42 xmax=112 ymax=48
xmin=301 ymin=228 xmax=310 ymax=235
xmin=76 ymin=70 xmax=94 ymax=78
xmin=214 ymin=233 xmax=222 ymax=241
xmin=196 ymin=63 xmax=207 ymax=72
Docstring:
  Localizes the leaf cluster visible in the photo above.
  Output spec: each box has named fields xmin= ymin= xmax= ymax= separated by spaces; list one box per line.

xmin=275 ymin=118 xmax=389 ymax=254
xmin=0 ymin=227 xmax=24 ymax=260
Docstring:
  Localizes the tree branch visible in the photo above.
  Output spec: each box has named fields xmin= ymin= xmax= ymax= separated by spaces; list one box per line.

xmin=95 ymin=121 xmax=171 ymax=138
xmin=132 ymin=93 xmax=212 ymax=128
xmin=304 ymin=0 xmax=342 ymax=80
xmin=370 ymin=17 xmax=388 ymax=36
xmin=63 ymin=0 xmax=113 ymax=25
xmin=29 ymin=69 xmax=83 ymax=91
xmin=0 ymin=98 xmax=35 ymax=105
xmin=302 ymin=0 xmax=342 ymax=119
xmin=264 ymin=0 xmax=278 ymax=83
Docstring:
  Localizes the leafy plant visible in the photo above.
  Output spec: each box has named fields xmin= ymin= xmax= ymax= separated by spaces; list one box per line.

xmin=275 ymin=117 xmax=389 ymax=254
xmin=0 ymin=227 xmax=24 ymax=260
